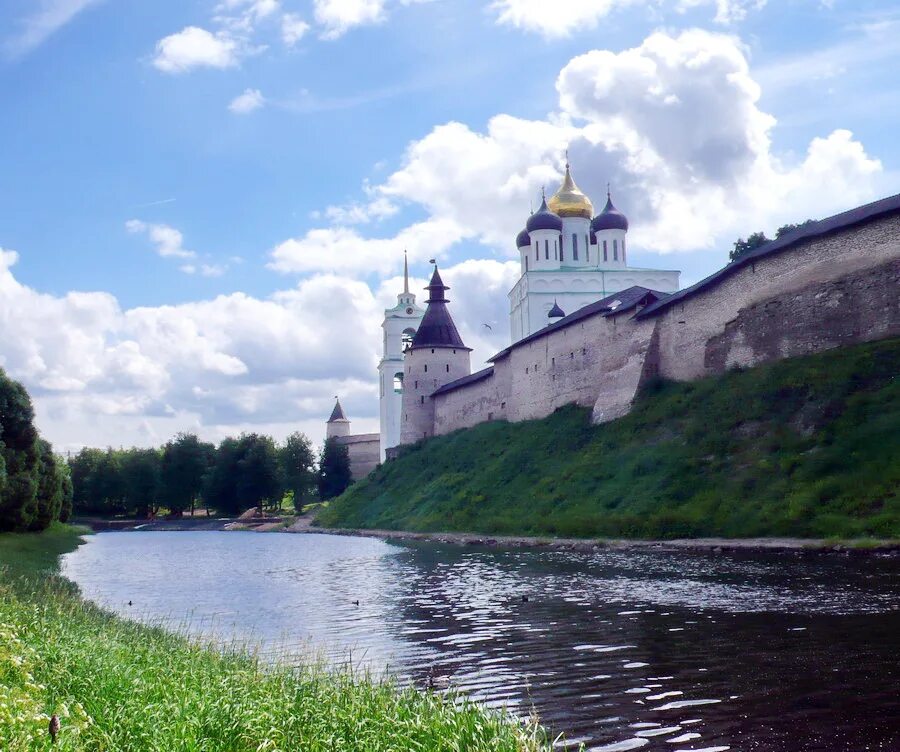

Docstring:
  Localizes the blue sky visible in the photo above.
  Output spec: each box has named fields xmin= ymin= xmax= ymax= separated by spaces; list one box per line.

xmin=1 ymin=0 xmax=899 ymax=450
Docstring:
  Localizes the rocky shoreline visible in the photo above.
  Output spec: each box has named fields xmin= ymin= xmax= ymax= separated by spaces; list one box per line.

xmin=74 ymin=517 xmax=899 ymax=555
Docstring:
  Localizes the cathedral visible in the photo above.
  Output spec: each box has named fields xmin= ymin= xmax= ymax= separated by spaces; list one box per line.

xmin=328 ymin=162 xmax=683 ymax=469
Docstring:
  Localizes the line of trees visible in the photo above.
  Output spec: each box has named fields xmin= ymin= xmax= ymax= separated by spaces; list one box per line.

xmin=68 ymin=430 xmax=354 ymax=519
xmin=729 ymin=219 xmax=817 ymax=263
xmin=0 ymin=368 xmax=73 ymax=533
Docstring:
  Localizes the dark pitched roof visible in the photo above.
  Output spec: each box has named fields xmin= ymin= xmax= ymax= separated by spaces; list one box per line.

xmin=488 ymin=286 xmax=668 ymax=363
xmin=327 ymin=398 xmax=348 ymax=423
xmin=410 ymin=268 xmax=470 ymax=351
xmin=432 ymin=366 xmax=494 ymax=396
xmin=637 ymin=191 xmax=900 ymax=319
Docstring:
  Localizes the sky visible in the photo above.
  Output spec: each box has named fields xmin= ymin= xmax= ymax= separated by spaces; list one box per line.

xmin=1 ymin=0 xmax=899 ymax=452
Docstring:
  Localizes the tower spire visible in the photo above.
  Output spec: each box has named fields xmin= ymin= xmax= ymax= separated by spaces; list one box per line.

xmin=403 ymin=250 xmax=409 ymax=294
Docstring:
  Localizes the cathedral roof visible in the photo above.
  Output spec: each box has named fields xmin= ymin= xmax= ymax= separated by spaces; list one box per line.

xmin=516 ymin=227 xmax=531 ymax=248
xmin=548 ymin=163 xmax=594 ymax=220
xmin=410 ymin=267 xmax=470 ymax=351
xmin=548 ymin=300 xmax=566 ymax=319
xmin=328 ymin=398 xmax=348 ymax=423
xmin=592 ymin=193 xmax=629 ymax=232
xmin=526 ymin=196 xmax=563 ymax=233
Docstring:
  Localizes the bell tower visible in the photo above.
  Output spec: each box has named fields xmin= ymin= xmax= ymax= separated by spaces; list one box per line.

xmin=378 ymin=253 xmax=424 ymax=460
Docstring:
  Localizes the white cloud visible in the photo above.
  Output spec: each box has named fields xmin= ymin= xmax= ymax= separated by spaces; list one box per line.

xmin=322 ymin=196 xmax=399 ymax=224
xmin=229 ymin=88 xmax=267 ymax=113
xmin=283 ymin=28 xmax=882 ymax=271
xmin=179 ymin=263 xmax=229 ymax=277
xmin=282 ymin=12 xmax=311 ymax=45
xmin=126 ymin=220 xmax=196 ymax=259
xmin=152 ymin=26 xmax=240 ymax=73
xmin=314 ymin=0 xmax=387 ymax=39
xmin=2 ymin=0 xmax=104 ymax=59
xmin=490 ymin=0 xmax=768 ymax=37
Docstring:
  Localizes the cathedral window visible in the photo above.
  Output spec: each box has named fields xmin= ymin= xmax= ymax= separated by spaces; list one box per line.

xmin=572 ymin=233 xmax=578 ymax=260
xmin=535 ymin=242 xmax=538 ymax=260
xmin=545 ymin=239 xmax=549 ymax=260
xmin=622 ymin=239 xmax=626 ymax=264
xmin=603 ymin=240 xmax=608 ymax=262
xmin=613 ymin=239 xmax=619 ymax=260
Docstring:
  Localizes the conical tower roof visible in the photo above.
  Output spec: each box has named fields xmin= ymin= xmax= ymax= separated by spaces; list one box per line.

xmin=327 ymin=397 xmax=349 ymax=423
xmin=410 ymin=266 xmax=470 ymax=351
xmin=548 ymin=161 xmax=593 ymax=220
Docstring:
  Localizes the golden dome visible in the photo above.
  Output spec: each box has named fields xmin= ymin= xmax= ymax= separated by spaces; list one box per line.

xmin=547 ymin=163 xmax=594 ymax=220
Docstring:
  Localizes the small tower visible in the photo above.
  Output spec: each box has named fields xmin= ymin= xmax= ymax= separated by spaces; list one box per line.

xmin=526 ymin=192 xmax=563 ymax=270
xmin=549 ymin=156 xmax=593 ymax=267
xmin=400 ymin=264 xmax=472 ymax=445
xmin=548 ymin=299 xmax=566 ymax=324
xmin=326 ymin=397 xmax=351 ymax=439
xmin=378 ymin=252 xmax=424 ymax=460
xmin=592 ymin=188 xmax=629 ymax=268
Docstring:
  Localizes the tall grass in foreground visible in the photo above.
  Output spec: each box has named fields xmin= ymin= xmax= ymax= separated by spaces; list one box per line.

xmin=0 ymin=528 xmax=551 ymax=751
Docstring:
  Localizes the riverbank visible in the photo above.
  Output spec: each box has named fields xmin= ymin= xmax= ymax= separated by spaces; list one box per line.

xmin=319 ymin=339 xmax=900 ymax=541
xmin=292 ymin=522 xmax=900 ymax=555
xmin=0 ymin=526 xmax=550 ymax=751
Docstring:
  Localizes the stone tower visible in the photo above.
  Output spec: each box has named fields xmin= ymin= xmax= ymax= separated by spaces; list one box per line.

xmin=400 ymin=265 xmax=471 ymax=445
xmin=378 ymin=252 xmax=424 ymax=460
xmin=326 ymin=397 xmax=351 ymax=439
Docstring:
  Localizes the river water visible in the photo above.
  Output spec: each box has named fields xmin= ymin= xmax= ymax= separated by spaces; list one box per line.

xmin=61 ymin=531 xmax=900 ymax=751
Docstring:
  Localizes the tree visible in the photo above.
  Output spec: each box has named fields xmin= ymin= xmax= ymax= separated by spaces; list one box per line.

xmin=122 ymin=449 xmax=162 ymax=518
xmin=95 ymin=449 xmax=126 ymax=517
xmin=279 ymin=432 xmax=317 ymax=512
xmin=32 ymin=439 xmax=64 ymax=531
xmin=236 ymin=434 xmax=282 ymax=513
xmin=204 ymin=434 xmax=281 ymax=516
xmin=69 ymin=447 xmax=105 ymax=515
xmin=318 ymin=438 xmax=351 ymax=501
xmin=730 ymin=219 xmax=816 ymax=263
xmin=729 ymin=231 xmax=770 ymax=263
xmin=161 ymin=433 xmax=214 ymax=516
xmin=0 ymin=368 xmax=40 ymax=532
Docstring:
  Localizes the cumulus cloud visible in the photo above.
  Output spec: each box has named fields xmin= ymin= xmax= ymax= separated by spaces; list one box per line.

xmin=0 ymin=249 xmax=510 ymax=449
xmin=126 ymin=220 xmax=196 ymax=260
xmin=228 ymin=87 xmax=266 ymax=113
xmin=282 ymin=28 xmax=882 ymax=274
xmin=314 ymin=0 xmax=387 ymax=39
xmin=281 ymin=12 xmax=311 ymax=45
xmin=152 ymin=26 xmax=240 ymax=73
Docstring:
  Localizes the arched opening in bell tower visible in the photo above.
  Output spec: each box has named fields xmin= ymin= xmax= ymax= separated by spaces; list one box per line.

xmin=401 ymin=328 xmax=416 ymax=352
xmin=393 ymin=372 xmax=404 ymax=393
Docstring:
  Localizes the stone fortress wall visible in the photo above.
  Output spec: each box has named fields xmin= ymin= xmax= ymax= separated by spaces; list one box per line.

xmin=428 ymin=198 xmax=900 ymax=438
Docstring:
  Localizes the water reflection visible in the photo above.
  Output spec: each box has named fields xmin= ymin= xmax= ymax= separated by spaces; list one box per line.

xmin=62 ymin=532 xmax=900 ymax=751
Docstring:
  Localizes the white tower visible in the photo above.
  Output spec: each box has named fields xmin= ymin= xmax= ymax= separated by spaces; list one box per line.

xmin=378 ymin=253 xmax=424 ymax=460
xmin=326 ymin=397 xmax=351 ymax=439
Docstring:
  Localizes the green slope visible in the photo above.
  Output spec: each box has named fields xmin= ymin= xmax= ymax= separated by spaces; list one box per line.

xmin=318 ymin=338 xmax=900 ymax=539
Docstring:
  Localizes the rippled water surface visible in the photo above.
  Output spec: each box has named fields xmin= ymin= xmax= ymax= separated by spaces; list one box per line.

xmin=62 ymin=532 xmax=900 ymax=751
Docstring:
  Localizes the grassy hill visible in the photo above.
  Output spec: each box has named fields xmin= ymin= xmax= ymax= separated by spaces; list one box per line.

xmin=318 ymin=338 xmax=900 ymax=540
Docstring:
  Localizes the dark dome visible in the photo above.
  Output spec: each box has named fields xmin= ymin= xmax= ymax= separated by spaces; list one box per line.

xmin=526 ymin=197 xmax=563 ymax=233
xmin=548 ymin=300 xmax=566 ymax=319
xmin=516 ymin=227 xmax=531 ymax=248
xmin=592 ymin=194 xmax=629 ymax=232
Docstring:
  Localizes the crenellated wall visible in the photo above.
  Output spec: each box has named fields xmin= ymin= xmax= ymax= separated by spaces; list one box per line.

xmin=427 ymin=203 xmax=900 ymax=439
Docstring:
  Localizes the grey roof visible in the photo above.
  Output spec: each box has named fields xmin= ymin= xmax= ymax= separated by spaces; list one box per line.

xmin=335 ymin=433 xmax=380 ymax=445
xmin=516 ymin=227 xmax=531 ymax=248
xmin=432 ymin=366 xmax=494 ymax=396
xmin=327 ymin=398 xmax=348 ymax=423
xmin=548 ymin=300 xmax=566 ymax=318
xmin=487 ymin=286 xmax=668 ymax=363
xmin=410 ymin=267 xmax=470 ymax=351
xmin=637 ymin=191 xmax=900 ymax=319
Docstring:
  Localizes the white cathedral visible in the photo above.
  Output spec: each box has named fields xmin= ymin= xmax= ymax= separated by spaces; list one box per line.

xmin=328 ymin=162 xmax=681 ymax=469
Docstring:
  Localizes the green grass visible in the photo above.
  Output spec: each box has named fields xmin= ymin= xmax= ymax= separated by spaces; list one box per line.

xmin=0 ymin=528 xmax=550 ymax=751
xmin=319 ymin=338 xmax=900 ymax=540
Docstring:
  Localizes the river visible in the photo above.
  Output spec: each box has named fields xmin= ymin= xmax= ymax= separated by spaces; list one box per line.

xmin=61 ymin=531 xmax=900 ymax=751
